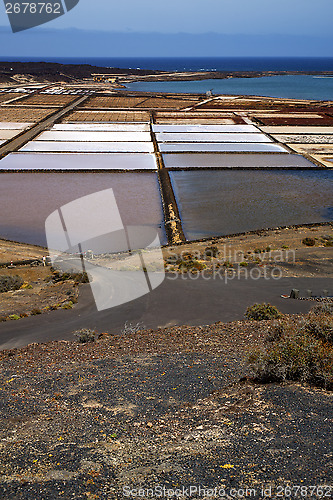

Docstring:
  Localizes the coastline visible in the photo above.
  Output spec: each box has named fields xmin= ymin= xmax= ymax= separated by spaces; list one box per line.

xmin=1 ymin=61 xmax=333 ymax=86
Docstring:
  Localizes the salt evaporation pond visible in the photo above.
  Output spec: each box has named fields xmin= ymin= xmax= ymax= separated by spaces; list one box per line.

xmin=0 ymin=173 xmax=165 ymax=246
xmin=153 ymin=124 xmax=259 ymax=133
xmin=0 ymin=153 xmax=157 ymax=171
xmin=36 ymin=131 xmax=152 ymax=142
xmin=20 ymin=142 xmax=154 ymax=153
xmin=170 ymin=170 xmax=333 ymax=240
xmin=156 ymin=132 xmax=271 ymax=143
xmin=160 ymin=143 xmax=286 ymax=153
xmin=53 ymin=124 xmax=150 ymax=132
xmin=163 ymin=153 xmax=317 ymax=169
xmin=0 ymin=130 xmax=22 ymax=140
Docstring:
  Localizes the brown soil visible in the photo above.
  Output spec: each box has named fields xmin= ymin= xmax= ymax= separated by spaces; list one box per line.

xmin=0 ymin=106 xmax=57 ymax=122
xmin=162 ymin=224 xmax=333 ymax=278
xmin=63 ymin=110 xmax=151 ymax=122
xmin=0 ymin=239 xmax=46 ymax=263
xmin=0 ymin=224 xmax=332 ymax=318
xmin=0 ymin=265 xmax=78 ymax=318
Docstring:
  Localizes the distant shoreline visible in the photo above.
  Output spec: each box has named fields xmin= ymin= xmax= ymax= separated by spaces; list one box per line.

xmin=0 ymin=60 xmax=333 ymax=85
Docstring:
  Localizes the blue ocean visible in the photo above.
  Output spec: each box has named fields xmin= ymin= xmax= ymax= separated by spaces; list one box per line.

xmin=8 ymin=56 xmax=333 ymax=73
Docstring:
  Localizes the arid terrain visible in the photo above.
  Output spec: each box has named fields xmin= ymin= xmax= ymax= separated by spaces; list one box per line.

xmin=0 ymin=223 xmax=332 ymax=321
xmin=0 ymin=314 xmax=332 ymax=498
xmin=0 ymin=73 xmax=332 ymax=498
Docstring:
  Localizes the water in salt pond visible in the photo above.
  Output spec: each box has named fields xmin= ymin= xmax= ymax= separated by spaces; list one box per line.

xmin=0 ymin=173 xmax=165 ymax=246
xmin=170 ymin=170 xmax=333 ymax=240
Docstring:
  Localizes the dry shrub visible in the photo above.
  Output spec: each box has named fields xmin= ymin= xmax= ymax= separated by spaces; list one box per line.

xmin=247 ymin=305 xmax=333 ymax=390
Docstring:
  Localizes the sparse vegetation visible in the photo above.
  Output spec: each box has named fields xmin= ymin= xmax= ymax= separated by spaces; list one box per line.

xmin=177 ymin=259 xmax=206 ymax=273
xmin=47 ymin=268 xmax=89 ymax=284
xmin=321 ymin=236 xmax=333 ymax=247
xmin=0 ymin=275 xmax=24 ymax=293
xmin=245 ymin=303 xmax=282 ymax=321
xmin=247 ymin=304 xmax=333 ymax=390
xmin=121 ymin=321 xmax=145 ymax=335
xmin=311 ymin=302 xmax=333 ymax=316
xmin=204 ymin=246 xmax=219 ymax=259
xmin=20 ymin=281 xmax=33 ymax=290
xmin=74 ymin=328 xmax=97 ymax=343
xmin=302 ymin=237 xmax=316 ymax=247
xmin=62 ymin=301 xmax=74 ymax=310
xmin=30 ymin=308 xmax=42 ymax=315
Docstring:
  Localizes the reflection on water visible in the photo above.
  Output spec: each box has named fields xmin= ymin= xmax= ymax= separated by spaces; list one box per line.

xmin=160 ymin=143 xmax=286 ymax=153
xmin=0 ymin=173 xmax=165 ymax=247
xmin=170 ymin=170 xmax=333 ymax=240
xmin=163 ymin=153 xmax=316 ymax=169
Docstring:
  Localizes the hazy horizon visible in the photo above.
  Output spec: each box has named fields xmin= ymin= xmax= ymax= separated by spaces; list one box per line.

xmin=0 ymin=0 xmax=332 ymax=58
xmin=0 ymin=28 xmax=332 ymax=58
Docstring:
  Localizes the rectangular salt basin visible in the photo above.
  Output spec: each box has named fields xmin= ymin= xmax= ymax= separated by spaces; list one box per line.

xmin=169 ymin=170 xmax=333 ymax=241
xmin=156 ymin=132 xmax=272 ymax=143
xmin=159 ymin=143 xmax=286 ymax=153
xmin=36 ymin=131 xmax=152 ymax=142
xmin=53 ymin=123 xmax=150 ymax=132
xmin=0 ymin=172 xmax=166 ymax=247
xmin=272 ymin=135 xmax=333 ymax=144
xmin=0 ymin=122 xmax=32 ymax=129
xmin=153 ymin=124 xmax=259 ymax=133
xmin=260 ymin=126 xmax=333 ymax=135
xmin=0 ymin=153 xmax=157 ymax=171
xmin=163 ymin=153 xmax=318 ymax=169
xmin=0 ymin=130 xmax=22 ymax=140
xmin=20 ymin=142 xmax=155 ymax=153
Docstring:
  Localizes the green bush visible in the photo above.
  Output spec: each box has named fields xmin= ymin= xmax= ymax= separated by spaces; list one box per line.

xmin=177 ymin=259 xmax=206 ymax=273
xmin=62 ymin=301 xmax=74 ymax=310
xmin=247 ymin=313 xmax=333 ymax=390
xmin=245 ymin=303 xmax=282 ymax=321
xmin=310 ymin=303 xmax=333 ymax=316
xmin=204 ymin=246 xmax=219 ymax=259
xmin=31 ymin=308 xmax=42 ymax=315
xmin=47 ymin=269 xmax=89 ymax=284
xmin=9 ymin=314 xmax=20 ymax=321
xmin=303 ymin=310 xmax=333 ymax=344
xmin=302 ymin=237 xmax=316 ymax=247
xmin=74 ymin=328 xmax=97 ymax=343
xmin=0 ymin=275 xmax=24 ymax=293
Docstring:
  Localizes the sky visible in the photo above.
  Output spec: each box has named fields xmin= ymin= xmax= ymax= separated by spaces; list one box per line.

xmin=0 ymin=0 xmax=332 ymax=57
xmin=52 ymin=0 xmax=333 ymax=36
